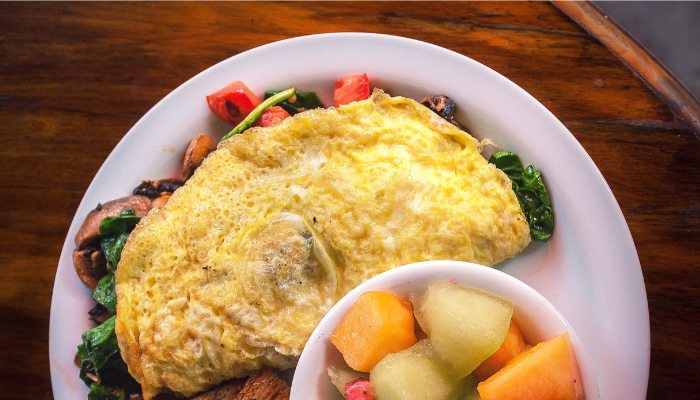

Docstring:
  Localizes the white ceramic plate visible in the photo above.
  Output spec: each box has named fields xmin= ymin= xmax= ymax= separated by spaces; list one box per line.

xmin=291 ymin=261 xmax=600 ymax=400
xmin=49 ymin=33 xmax=649 ymax=400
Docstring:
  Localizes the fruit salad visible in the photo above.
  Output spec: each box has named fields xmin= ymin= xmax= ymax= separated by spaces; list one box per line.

xmin=327 ymin=282 xmax=584 ymax=400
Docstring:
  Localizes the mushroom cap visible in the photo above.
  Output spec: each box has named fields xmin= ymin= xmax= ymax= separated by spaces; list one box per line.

xmin=74 ymin=195 xmax=152 ymax=250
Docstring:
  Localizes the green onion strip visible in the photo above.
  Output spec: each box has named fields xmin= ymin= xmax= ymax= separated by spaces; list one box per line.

xmin=219 ymin=87 xmax=296 ymax=143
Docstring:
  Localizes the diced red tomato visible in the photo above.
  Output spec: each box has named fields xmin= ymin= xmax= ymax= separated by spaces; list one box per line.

xmin=253 ymin=106 xmax=291 ymax=127
xmin=206 ymin=81 xmax=261 ymax=126
xmin=344 ymin=378 xmax=375 ymax=400
xmin=334 ymin=73 xmax=370 ymax=107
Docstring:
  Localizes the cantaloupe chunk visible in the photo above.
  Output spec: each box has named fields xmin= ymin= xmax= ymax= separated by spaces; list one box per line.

xmin=477 ymin=332 xmax=584 ymax=400
xmin=330 ymin=291 xmax=417 ymax=372
xmin=473 ymin=318 xmax=529 ymax=381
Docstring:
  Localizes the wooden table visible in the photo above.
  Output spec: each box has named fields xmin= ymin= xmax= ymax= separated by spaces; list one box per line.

xmin=1 ymin=2 xmax=698 ymax=399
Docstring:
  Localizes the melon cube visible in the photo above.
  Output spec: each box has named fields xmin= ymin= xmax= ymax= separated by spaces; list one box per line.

xmin=411 ymin=282 xmax=513 ymax=377
xmin=330 ymin=291 xmax=417 ymax=372
xmin=327 ymin=365 xmax=369 ymax=397
xmin=370 ymin=339 xmax=476 ymax=400
xmin=477 ymin=332 xmax=584 ymax=400
xmin=460 ymin=384 xmax=483 ymax=400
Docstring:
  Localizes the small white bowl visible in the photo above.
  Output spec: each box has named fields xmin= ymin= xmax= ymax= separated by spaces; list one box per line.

xmin=290 ymin=260 xmax=600 ymax=400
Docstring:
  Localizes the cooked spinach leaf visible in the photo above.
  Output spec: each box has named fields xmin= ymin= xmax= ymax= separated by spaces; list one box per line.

xmin=99 ymin=208 xmax=140 ymax=271
xmin=100 ymin=233 xmax=129 ymax=272
xmin=87 ymin=383 xmax=130 ymax=400
xmin=93 ymin=208 xmax=141 ymax=311
xmin=77 ymin=316 xmax=139 ymax=392
xmin=488 ymin=151 xmax=524 ymax=177
xmin=78 ymin=209 xmax=142 ymax=397
xmin=99 ymin=208 xmax=140 ymax=237
xmin=489 ymin=151 xmax=554 ymax=242
xmin=265 ymin=90 xmax=324 ymax=115
xmin=93 ymin=274 xmax=117 ymax=314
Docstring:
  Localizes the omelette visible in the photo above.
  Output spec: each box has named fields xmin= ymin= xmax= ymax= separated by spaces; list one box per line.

xmin=114 ymin=90 xmax=531 ymax=398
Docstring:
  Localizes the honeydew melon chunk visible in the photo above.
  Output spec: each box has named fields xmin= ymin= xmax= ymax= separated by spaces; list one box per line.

xmin=327 ymin=365 xmax=369 ymax=397
xmin=459 ymin=384 xmax=482 ymax=400
xmin=411 ymin=282 xmax=513 ymax=378
xmin=370 ymin=339 xmax=476 ymax=400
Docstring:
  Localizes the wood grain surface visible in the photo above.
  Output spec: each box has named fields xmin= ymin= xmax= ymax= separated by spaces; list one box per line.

xmin=0 ymin=2 xmax=698 ymax=400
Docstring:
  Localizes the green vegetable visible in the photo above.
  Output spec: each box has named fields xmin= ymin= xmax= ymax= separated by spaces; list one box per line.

xmin=264 ymin=90 xmax=324 ymax=115
xmin=77 ymin=316 xmax=139 ymax=393
xmin=99 ymin=208 xmax=139 ymax=270
xmin=489 ymin=151 xmax=554 ymax=242
xmin=100 ymin=233 xmax=129 ymax=272
xmin=78 ymin=208 xmax=143 ymax=397
xmin=98 ymin=209 xmax=140 ymax=237
xmin=488 ymin=151 xmax=523 ymax=177
xmin=93 ymin=274 xmax=117 ymax=314
xmin=94 ymin=209 xmax=141 ymax=311
xmin=220 ymin=87 xmax=296 ymax=142
xmin=98 ymin=208 xmax=140 ymax=270
xmin=87 ymin=383 xmax=130 ymax=400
